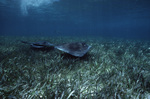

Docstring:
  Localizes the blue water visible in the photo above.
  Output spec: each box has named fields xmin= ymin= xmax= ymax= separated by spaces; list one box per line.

xmin=0 ymin=0 xmax=150 ymax=39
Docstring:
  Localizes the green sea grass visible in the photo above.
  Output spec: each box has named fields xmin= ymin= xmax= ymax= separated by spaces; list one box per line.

xmin=0 ymin=36 xmax=150 ymax=98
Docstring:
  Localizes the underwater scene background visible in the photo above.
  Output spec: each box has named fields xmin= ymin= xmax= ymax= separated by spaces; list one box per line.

xmin=0 ymin=0 xmax=150 ymax=98
xmin=1 ymin=0 xmax=150 ymax=39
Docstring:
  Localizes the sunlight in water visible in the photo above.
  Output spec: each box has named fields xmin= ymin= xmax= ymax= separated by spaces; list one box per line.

xmin=21 ymin=0 xmax=59 ymax=15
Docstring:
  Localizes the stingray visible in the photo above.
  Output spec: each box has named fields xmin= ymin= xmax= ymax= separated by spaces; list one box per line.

xmin=21 ymin=41 xmax=54 ymax=49
xmin=21 ymin=41 xmax=91 ymax=57
xmin=55 ymin=42 xmax=91 ymax=57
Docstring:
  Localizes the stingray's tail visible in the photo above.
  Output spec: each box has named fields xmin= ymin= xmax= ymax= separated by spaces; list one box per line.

xmin=20 ymin=41 xmax=31 ymax=44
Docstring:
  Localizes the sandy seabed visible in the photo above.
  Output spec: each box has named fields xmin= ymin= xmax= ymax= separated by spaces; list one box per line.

xmin=0 ymin=36 xmax=150 ymax=99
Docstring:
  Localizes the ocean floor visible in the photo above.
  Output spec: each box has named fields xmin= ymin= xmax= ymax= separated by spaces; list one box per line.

xmin=0 ymin=36 xmax=150 ymax=98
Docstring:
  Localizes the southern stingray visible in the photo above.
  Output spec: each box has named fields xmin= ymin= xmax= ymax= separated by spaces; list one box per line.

xmin=21 ymin=41 xmax=91 ymax=57
xmin=55 ymin=42 xmax=91 ymax=57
